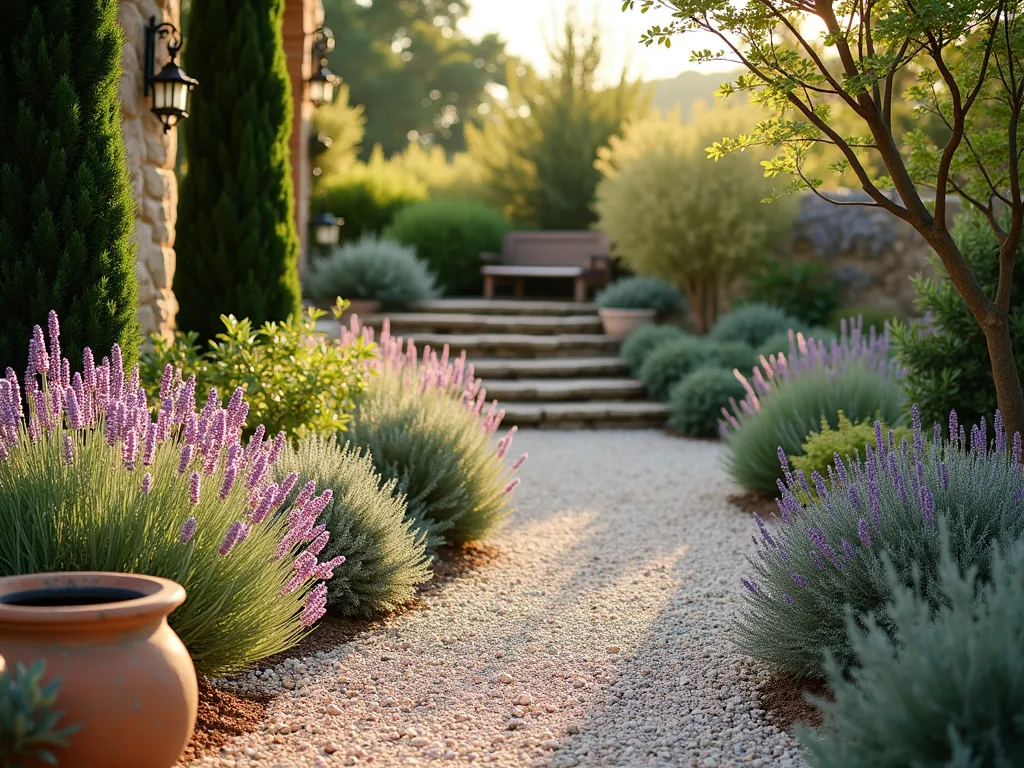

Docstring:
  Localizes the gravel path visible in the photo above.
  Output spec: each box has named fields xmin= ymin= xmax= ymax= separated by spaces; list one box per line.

xmin=188 ymin=430 xmax=804 ymax=768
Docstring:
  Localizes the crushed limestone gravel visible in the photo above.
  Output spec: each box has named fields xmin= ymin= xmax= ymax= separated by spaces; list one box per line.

xmin=187 ymin=430 xmax=805 ymax=768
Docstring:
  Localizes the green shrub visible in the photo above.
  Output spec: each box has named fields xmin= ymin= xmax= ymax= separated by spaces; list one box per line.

xmin=724 ymin=366 xmax=906 ymax=496
xmin=141 ymin=308 xmax=375 ymax=439
xmin=0 ymin=315 xmax=340 ymax=676
xmin=275 ymin=436 xmax=431 ymax=617
xmin=176 ymin=0 xmax=301 ymax=341
xmin=639 ymin=336 xmax=710 ymax=401
xmin=385 ymin=199 xmax=509 ymax=295
xmin=791 ymin=412 xmax=910 ymax=490
xmin=595 ymin=276 xmax=687 ymax=314
xmin=594 ymin=105 xmax=795 ymax=332
xmin=305 ymin=236 xmax=439 ymax=306
xmin=712 ymin=302 xmax=801 ymax=348
xmin=0 ymin=660 xmax=81 ymax=768
xmin=742 ymin=259 xmax=840 ymax=327
xmin=322 ymin=163 xmax=428 ymax=243
xmin=755 ymin=328 xmax=837 ymax=360
xmin=341 ymin=323 xmax=526 ymax=549
xmin=701 ymin=341 xmax=757 ymax=373
xmin=799 ymin=533 xmax=1024 ymax=766
xmin=667 ymin=368 xmax=746 ymax=438
xmin=893 ymin=210 xmax=1024 ymax=429
xmin=0 ymin=0 xmax=140 ymax=376
xmin=829 ymin=305 xmax=899 ymax=335
xmin=620 ymin=325 xmax=688 ymax=376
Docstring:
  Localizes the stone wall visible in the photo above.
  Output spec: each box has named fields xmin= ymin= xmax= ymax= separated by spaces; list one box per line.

xmin=117 ymin=0 xmax=180 ymax=342
xmin=787 ymin=189 xmax=961 ymax=317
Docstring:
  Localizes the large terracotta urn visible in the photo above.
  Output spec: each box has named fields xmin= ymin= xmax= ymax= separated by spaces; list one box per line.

xmin=0 ymin=572 xmax=198 ymax=768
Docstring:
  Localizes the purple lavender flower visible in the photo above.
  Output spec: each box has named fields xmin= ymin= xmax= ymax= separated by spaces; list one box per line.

xmin=995 ymin=410 xmax=1006 ymax=453
xmin=741 ymin=576 xmax=761 ymax=597
xmin=812 ymin=472 xmax=827 ymax=500
xmin=66 ymin=386 xmax=83 ymax=430
xmin=141 ymin=472 xmax=154 ymax=495
xmin=950 ymin=409 xmax=959 ymax=445
xmin=123 ymin=427 xmax=138 ymax=471
xmin=791 ymin=571 xmax=808 ymax=587
xmin=921 ymin=486 xmax=935 ymax=523
xmin=282 ymin=552 xmax=319 ymax=594
xmin=911 ymin=405 xmax=923 ymax=454
xmin=179 ymin=516 xmax=198 ymax=543
xmin=235 ymin=523 xmax=252 ymax=547
xmin=1015 ymin=432 xmax=1023 ymax=466
xmin=755 ymin=513 xmax=775 ymax=548
xmin=874 ymin=420 xmax=885 ymax=455
xmin=857 ymin=518 xmax=872 ymax=548
xmin=807 ymin=528 xmax=840 ymax=568
xmin=840 ymin=539 xmax=856 ymax=558
xmin=783 ymin=593 xmax=796 ymax=608
xmin=30 ymin=326 xmax=48 ymax=376
xmin=142 ymin=422 xmax=157 ymax=466
xmin=159 ymin=364 xmax=174 ymax=401
xmin=219 ymin=463 xmax=239 ymax=500
xmin=833 ymin=454 xmax=848 ymax=487
xmin=177 ymin=443 xmax=193 ymax=474
xmin=63 ymin=435 xmax=74 ymax=466
xmin=939 ymin=462 xmax=950 ymax=490
xmin=811 ymin=551 xmax=825 ymax=570
xmin=83 ymin=348 xmax=96 ymax=391
xmin=219 ymin=521 xmax=244 ymax=556
xmin=189 ymin=471 xmax=201 ymax=505
xmin=247 ymin=452 xmax=269 ymax=489
xmin=110 ymin=344 xmax=124 ymax=401
xmin=268 ymin=431 xmax=286 ymax=464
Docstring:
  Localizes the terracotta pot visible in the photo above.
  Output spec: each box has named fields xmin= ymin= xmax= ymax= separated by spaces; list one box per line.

xmin=340 ymin=298 xmax=382 ymax=323
xmin=598 ymin=307 xmax=657 ymax=340
xmin=0 ymin=572 xmax=198 ymax=768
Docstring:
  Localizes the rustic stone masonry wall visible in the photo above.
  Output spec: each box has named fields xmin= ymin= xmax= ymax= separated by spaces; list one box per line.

xmin=117 ymin=0 xmax=180 ymax=342
xmin=788 ymin=189 xmax=961 ymax=317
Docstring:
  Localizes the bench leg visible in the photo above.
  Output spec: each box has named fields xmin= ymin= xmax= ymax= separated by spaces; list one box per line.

xmin=514 ymin=278 xmax=525 ymax=298
xmin=483 ymin=275 xmax=495 ymax=299
xmin=573 ymin=277 xmax=587 ymax=303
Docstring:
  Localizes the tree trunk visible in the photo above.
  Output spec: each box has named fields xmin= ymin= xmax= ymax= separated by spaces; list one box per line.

xmin=982 ymin=317 xmax=1024 ymax=439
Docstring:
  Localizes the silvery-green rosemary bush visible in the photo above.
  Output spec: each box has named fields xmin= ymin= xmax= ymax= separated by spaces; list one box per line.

xmin=799 ymin=532 xmax=1024 ymax=767
xmin=340 ymin=319 xmax=526 ymax=549
xmin=737 ymin=407 xmax=1024 ymax=679
xmin=0 ymin=313 xmax=342 ymax=676
xmin=620 ymin=324 xmax=687 ymax=376
xmin=275 ymin=436 xmax=431 ymax=617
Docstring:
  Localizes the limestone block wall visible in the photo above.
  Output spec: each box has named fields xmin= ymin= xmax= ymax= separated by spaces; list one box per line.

xmin=117 ymin=0 xmax=180 ymax=342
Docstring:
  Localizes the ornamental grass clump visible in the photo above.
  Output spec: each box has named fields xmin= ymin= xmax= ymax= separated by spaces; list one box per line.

xmin=736 ymin=406 xmax=1024 ymax=680
xmin=275 ymin=436 xmax=431 ymax=617
xmin=0 ymin=313 xmax=343 ymax=676
xmin=340 ymin=318 xmax=527 ymax=549
xmin=799 ymin=533 xmax=1024 ymax=767
xmin=721 ymin=319 xmax=906 ymax=496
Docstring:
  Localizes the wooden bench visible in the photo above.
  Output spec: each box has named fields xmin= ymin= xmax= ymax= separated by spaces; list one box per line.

xmin=480 ymin=231 xmax=612 ymax=302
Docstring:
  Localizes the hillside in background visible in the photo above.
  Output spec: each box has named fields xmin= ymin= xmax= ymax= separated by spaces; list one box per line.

xmin=646 ymin=68 xmax=745 ymax=119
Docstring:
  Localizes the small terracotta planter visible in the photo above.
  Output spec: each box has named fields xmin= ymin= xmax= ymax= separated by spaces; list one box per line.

xmin=598 ymin=307 xmax=657 ymax=339
xmin=340 ymin=298 xmax=382 ymax=323
xmin=0 ymin=572 xmax=198 ymax=768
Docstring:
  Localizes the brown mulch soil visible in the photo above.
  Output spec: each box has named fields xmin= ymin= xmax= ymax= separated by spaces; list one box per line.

xmin=177 ymin=679 xmax=272 ymax=764
xmin=758 ymin=673 xmax=832 ymax=732
xmin=178 ymin=542 xmax=503 ymax=763
xmin=728 ymin=491 xmax=780 ymax=518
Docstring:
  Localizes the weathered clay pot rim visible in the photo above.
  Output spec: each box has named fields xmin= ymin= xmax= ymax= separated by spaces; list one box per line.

xmin=0 ymin=572 xmax=185 ymax=626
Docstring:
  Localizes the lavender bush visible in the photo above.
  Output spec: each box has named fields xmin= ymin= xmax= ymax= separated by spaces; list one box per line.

xmin=340 ymin=318 xmax=526 ymax=549
xmin=799 ymin=533 xmax=1024 ymax=766
xmin=0 ymin=313 xmax=342 ymax=675
xmin=721 ymin=319 xmax=906 ymax=496
xmin=736 ymin=406 xmax=1024 ymax=679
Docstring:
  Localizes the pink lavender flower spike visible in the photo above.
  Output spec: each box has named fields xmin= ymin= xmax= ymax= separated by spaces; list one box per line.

xmin=219 ymin=521 xmax=244 ymax=556
xmin=313 ymin=555 xmax=345 ymax=580
xmin=62 ymin=435 xmax=74 ymax=466
xmin=141 ymin=472 xmax=154 ymax=495
xmin=300 ymin=583 xmax=329 ymax=627
xmin=189 ymin=471 xmax=201 ymax=505
xmin=30 ymin=326 xmax=48 ymax=377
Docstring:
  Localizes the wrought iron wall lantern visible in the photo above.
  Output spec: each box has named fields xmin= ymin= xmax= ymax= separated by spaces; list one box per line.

xmin=311 ymin=209 xmax=342 ymax=248
xmin=308 ymin=27 xmax=341 ymax=107
xmin=144 ymin=17 xmax=199 ymax=132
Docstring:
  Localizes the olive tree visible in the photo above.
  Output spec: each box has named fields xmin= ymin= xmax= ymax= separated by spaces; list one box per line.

xmin=627 ymin=0 xmax=1024 ymax=433
xmin=594 ymin=105 xmax=794 ymax=332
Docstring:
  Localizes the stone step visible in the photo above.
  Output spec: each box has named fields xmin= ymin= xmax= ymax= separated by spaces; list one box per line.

xmin=405 ymin=299 xmax=597 ymax=316
xmin=501 ymin=400 xmax=668 ymax=429
xmin=383 ymin=312 xmax=602 ymax=335
xmin=396 ymin=333 xmax=620 ymax=358
xmin=482 ymin=378 xmax=645 ymax=403
xmin=470 ymin=357 xmax=628 ymax=380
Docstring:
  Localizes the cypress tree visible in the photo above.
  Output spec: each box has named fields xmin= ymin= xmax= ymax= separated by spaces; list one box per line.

xmin=175 ymin=0 xmax=301 ymax=340
xmin=0 ymin=0 xmax=140 ymax=376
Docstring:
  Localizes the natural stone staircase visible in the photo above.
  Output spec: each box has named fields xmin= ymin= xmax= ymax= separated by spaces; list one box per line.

xmin=334 ymin=299 xmax=667 ymax=429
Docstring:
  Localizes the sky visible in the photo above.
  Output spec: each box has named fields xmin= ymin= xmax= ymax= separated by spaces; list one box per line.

xmin=459 ymin=0 xmax=730 ymax=84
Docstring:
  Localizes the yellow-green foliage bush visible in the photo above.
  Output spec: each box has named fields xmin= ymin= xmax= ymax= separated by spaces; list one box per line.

xmin=792 ymin=413 xmax=911 ymax=492
xmin=595 ymin=104 xmax=795 ymax=332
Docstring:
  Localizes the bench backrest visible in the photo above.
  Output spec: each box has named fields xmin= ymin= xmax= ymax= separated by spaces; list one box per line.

xmin=501 ymin=231 xmax=610 ymax=268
